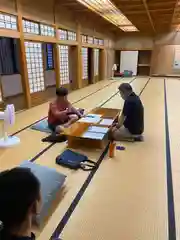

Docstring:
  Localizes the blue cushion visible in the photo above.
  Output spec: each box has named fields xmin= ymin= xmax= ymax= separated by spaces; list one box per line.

xmin=19 ymin=160 xmax=66 ymax=225
xmin=31 ymin=119 xmax=52 ymax=133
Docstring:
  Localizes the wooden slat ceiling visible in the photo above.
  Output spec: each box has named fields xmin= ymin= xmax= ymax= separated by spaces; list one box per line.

xmin=57 ymin=0 xmax=118 ymax=34
xmin=58 ymin=0 xmax=178 ymax=34
xmin=112 ymin=0 xmax=177 ymax=33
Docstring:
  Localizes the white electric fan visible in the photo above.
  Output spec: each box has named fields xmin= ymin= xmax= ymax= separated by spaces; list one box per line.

xmin=0 ymin=104 xmax=20 ymax=147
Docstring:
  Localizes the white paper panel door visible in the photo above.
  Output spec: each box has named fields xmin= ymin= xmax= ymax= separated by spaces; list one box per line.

xmin=120 ymin=51 xmax=138 ymax=75
xmin=25 ymin=42 xmax=45 ymax=93
xmin=82 ymin=47 xmax=88 ymax=80
xmin=58 ymin=45 xmax=70 ymax=85
xmin=94 ymin=49 xmax=99 ymax=76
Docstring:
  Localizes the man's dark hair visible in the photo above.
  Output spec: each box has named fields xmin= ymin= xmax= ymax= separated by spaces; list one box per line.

xmin=0 ymin=168 xmax=40 ymax=239
xmin=118 ymin=83 xmax=133 ymax=93
xmin=56 ymin=87 xmax=68 ymax=97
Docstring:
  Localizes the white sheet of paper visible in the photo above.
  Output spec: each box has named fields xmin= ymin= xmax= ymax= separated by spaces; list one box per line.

xmin=88 ymin=126 xmax=109 ymax=134
xmin=100 ymin=119 xmax=114 ymax=126
xmin=82 ymin=131 xmax=105 ymax=140
xmin=78 ymin=116 xmax=101 ymax=123
xmin=86 ymin=114 xmax=102 ymax=118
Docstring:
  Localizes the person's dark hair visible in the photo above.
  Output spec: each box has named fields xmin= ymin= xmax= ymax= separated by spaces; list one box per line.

xmin=118 ymin=83 xmax=133 ymax=93
xmin=0 ymin=168 xmax=40 ymax=239
xmin=56 ymin=87 xmax=68 ymax=97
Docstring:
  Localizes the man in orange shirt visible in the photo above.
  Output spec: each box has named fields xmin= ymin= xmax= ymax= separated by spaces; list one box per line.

xmin=48 ymin=87 xmax=83 ymax=133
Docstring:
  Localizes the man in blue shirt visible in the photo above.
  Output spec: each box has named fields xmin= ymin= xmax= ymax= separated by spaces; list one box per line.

xmin=110 ymin=83 xmax=144 ymax=141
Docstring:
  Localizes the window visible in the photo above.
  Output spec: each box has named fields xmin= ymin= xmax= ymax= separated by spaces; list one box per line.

xmin=68 ymin=31 xmax=76 ymax=41
xmin=99 ymin=39 xmax=104 ymax=45
xmin=94 ymin=38 xmax=98 ymax=45
xmin=45 ymin=43 xmax=54 ymax=70
xmin=87 ymin=36 xmax=93 ymax=44
xmin=82 ymin=47 xmax=88 ymax=79
xmin=94 ymin=49 xmax=99 ymax=76
xmin=0 ymin=13 xmax=17 ymax=30
xmin=82 ymin=35 xmax=87 ymax=43
xmin=59 ymin=45 xmax=69 ymax=85
xmin=58 ymin=29 xmax=76 ymax=41
xmin=40 ymin=24 xmax=55 ymax=37
xmin=58 ymin=29 xmax=67 ymax=40
xmin=23 ymin=20 xmax=40 ymax=35
xmin=25 ymin=42 xmax=45 ymax=93
xmin=0 ymin=37 xmax=20 ymax=75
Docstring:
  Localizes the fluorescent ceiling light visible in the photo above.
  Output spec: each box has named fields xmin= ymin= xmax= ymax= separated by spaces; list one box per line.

xmin=77 ymin=0 xmax=138 ymax=32
xmin=120 ymin=26 xmax=139 ymax=32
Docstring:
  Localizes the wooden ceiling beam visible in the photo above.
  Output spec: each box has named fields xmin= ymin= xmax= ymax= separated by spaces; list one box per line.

xmin=141 ymin=0 xmax=156 ymax=33
xmin=74 ymin=8 xmax=91 ymax=12
xmin=124 ymin=8 xmax=174 ymax=15
xmin=58 ymin=1 xmax=80 ymax=7
xmin=117 ymin=1 xmax=176 ymax=10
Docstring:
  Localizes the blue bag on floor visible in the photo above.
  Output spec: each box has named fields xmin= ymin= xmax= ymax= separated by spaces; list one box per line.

xmin=56 ymin=149 xmax=97 ymax=171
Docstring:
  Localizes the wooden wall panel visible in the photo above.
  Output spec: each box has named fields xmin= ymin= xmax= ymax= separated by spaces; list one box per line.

xmin=81 ymin=24 xmax=94 ymax=37
xmin=150 ymin=32 xmax=180 ymax=76
xmin=82 ymin=79 xmax=89 ymax=88
xmin=155 ymin=32 xmax=180 ymax=46
xmin=31 ymin=87 xmax=55 ymax=107
xmin=76 ymin=14 xmax=94 ymax=36
xmin=151 ymin=45 xmax=180 ymax=76
xmin=4 ymin=94 xmax=26 ymax=111
xmin=0 ymin=0 xmax=16 ymax=14
xmin=19 ymin=0 xmax=54 ymax=23
xmin=55 ymin=4 xmax=77 ymax=31
xmin=99 ymin=49 xmax=105 ymax=80
xmin=115 ymin=36 xmax=154 ymax=50
xmin=69 ymin=46 xmax=78 ymax=90
xmin=106 ymin=49 xmax=115 ymax=79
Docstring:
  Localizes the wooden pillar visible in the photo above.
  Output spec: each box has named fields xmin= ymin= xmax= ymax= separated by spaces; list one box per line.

xmin=16 ymin=0 xmax=31 ymax=108
xmin=91 ymin=48 xmax=95 ymax=84
xmin=99 ymin=49 xmax=106 ymax=80
xmin=76 ymin=22 xmax=82 ymax=89
xmin=70 ymin=46 xmax=78 ymax=90
xmin=54 ymin=1 xmax=60 ymax=89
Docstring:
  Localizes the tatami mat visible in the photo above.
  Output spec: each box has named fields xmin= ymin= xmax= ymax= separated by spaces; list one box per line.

xmin=0 ymin=77 xmax=171 ymax=240
xmin=59 ymin=78 xmax=168 ymax=240
xmin=36 ymin=77 xmax=151 ymax=240
xmin=0 ymin=78 xmax=134 ymax=170
xmin=165 ymin=78 xmax=180 ymax=239
xmin=103 ymin=77 xmax=149 ymax=109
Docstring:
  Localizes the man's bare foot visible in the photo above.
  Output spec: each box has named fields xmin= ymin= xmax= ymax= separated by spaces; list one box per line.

xmin=63 ymin=123 xmax=70 ymax=128
xmin=55 ymin=125 xmax=65 ymax=133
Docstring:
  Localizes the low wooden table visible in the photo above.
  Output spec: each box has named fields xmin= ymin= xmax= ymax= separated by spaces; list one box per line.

xmin=65 ymin=107 xmax=120 ymax=149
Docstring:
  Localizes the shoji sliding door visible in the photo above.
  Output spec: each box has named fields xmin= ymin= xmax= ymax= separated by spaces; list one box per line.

xmin=94 ymin=49 xmax=99 ymax=82
xmin=25 ymin=42 xmax=46 ymax=106
xmin=82 ymin=47 xmax=88 ymax=87
xmin=58 ymin=45 xmax=70 ymax=88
